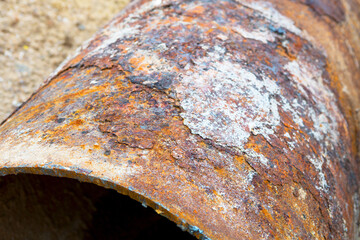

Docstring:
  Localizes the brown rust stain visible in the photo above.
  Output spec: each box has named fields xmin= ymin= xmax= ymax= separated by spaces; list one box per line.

xmin=295 ymin=0 xmax=346 ymax=23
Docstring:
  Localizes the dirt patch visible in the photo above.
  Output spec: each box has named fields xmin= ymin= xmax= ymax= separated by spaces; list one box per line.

xmin=0 ymin=0 xmax=130 ymax=121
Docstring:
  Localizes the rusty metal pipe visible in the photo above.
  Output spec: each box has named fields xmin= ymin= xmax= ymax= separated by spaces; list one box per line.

xmin=1 ymin=0 xmax=360 ymax=239
xmin=0 ymin=173 xmax=196 ymax=239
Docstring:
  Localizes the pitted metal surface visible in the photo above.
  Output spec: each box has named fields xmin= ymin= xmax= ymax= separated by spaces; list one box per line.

xmin=0 ymin=0 xmax=360 ymax=239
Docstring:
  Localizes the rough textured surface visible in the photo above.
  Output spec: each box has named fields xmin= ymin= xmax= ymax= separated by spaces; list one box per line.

xmin=0 ymin=0 xmax=359 ymax=239
xmin=0 ymin=0 xmax=130 ymax=121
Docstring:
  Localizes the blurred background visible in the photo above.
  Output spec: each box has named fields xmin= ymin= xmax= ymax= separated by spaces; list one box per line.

xmin=0 ymin=0 xmax=130 ymax=121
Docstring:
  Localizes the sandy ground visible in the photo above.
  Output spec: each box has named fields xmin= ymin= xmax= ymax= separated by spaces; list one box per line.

xmin=0 ymin=0 xmax=130 ymax=121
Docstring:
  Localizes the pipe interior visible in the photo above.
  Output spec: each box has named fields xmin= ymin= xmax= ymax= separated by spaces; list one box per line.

xmin=0 ymin=173 xmax=196 ymax=240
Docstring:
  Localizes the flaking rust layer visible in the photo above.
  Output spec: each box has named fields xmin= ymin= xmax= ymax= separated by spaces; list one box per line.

xmin=1 ymin=0 xmax=360 ymax=239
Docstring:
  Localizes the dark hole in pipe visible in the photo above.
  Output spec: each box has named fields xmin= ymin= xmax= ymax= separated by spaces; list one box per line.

xmin=0 ymin=174 xmax=197 ymax=240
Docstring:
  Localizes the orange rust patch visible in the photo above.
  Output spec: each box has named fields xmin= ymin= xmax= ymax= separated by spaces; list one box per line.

xmin=69 ymin=119 xmax=84 ymax=127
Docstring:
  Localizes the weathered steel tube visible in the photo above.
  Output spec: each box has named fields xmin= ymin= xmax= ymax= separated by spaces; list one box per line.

xmin=0 ymin=0 xmax=360 ymax=239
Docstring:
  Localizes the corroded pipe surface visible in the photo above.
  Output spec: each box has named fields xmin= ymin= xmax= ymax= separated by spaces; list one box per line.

xmin=0 ymin=174 xmax=195 ymax=240
xmin=0 ymin=0 xmax=360 ymax=239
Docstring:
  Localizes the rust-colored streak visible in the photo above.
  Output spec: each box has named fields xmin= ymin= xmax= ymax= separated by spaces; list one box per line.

xmin=0 ymin=0 xmax=359 ymax=239
xmin=301 ymin=0 xmax=346 ymax=22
